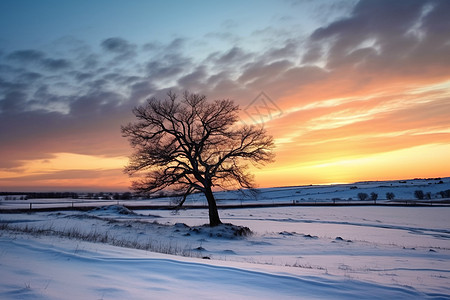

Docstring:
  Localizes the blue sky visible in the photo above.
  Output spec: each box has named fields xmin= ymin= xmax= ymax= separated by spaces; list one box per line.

xmin=0 ymin=1 xmax=353 ymax=55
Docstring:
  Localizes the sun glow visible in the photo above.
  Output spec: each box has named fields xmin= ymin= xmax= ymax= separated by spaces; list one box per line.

xmin=23 ymin=153 xmax=128 ymax=173
xmin=253 ymin=143 xmax=450 ymax=188
xmin=0 ymin=153 xmax=130 ymax=191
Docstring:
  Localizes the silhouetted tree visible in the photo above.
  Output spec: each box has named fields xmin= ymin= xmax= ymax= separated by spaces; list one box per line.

xmin=122 ymin=91 xmax=274 ymax=226
xmin=121 ymin=192 xmax=132 ymax=200
xmin=439 ymin=189 xmax=450 ymax=198
xmin=370 ymin=192 xmax=378 ymax=204
xmin=386 ymin=192 xmax=395 ymax=200
xmin=414 ymin=190 xmax=424 ymax=200
xmin=357 ymin=192 xmax=368 ymax=201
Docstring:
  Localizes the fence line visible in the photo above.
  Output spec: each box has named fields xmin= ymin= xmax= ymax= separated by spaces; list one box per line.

xmin=1 ymin=198 xmax=449 ymax=213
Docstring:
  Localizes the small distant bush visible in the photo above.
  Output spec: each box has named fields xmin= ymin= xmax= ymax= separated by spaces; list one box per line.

xmin=386 ymin=192 xmax=395 ymax=200
xmin=439 ymin=189 xmax=450 ymax=198
xmin=112 ymin=192 xmax=133 ymax=200
xmin=332 ymin=198 xmax=341 ymax=204
xmin=357 ymin=192 xmax=368 ymax=201
xmin=414 ymin=190 xmax=424 ymax=200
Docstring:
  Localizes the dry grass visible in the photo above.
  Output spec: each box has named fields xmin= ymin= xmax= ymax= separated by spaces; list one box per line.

xmin=0 ymin=222 xmax=197 ymax=257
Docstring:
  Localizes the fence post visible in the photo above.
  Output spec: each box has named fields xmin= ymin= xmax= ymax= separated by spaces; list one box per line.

xmin=29 ymin=203 xmax=32 ymax=210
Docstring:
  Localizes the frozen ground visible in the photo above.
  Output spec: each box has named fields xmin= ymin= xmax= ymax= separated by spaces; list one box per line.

xmin=1 ymin=204 xmax=449 ymax=299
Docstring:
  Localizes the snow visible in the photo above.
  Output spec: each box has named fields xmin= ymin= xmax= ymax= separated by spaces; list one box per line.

xmin=1 ymin=177 xmax=450 ymax=210
xmin=1 ymin=179 xmax=450 ymax=299
xmin=2 ymin=235 xmax=436 ymax=300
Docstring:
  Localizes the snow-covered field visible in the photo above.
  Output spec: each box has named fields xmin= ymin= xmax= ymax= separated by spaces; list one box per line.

xmin=1 ymin=177 xmax=450 ymax=209
xmin=1 ymin=178 xmax=450 ymax=299
xmin=1 ymin=205 xmax=449 ymax=299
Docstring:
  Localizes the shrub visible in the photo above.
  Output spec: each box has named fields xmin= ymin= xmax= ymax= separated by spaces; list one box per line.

xmin=386 ymin=192 xmax=395 ymax=200
xmin=414 ymin=190 xmax=424 ymax=200
xmin=332 ymin=197 xmax=341 ymax=204
xmin=439 ymin=189 xmax=450 ymax=198
xmin=370 ymin=192 xmax=378 ymax=203
xmin=357 ymin=192 xmax=368 ymax=201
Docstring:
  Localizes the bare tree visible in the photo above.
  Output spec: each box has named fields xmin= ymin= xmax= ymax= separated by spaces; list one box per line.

xmin=357 ymin=192 xmax=368 ymax=201
xmin=370 ymin=192 xmax=378 ymax=204
xmin=122 ymin=91 xmax=275 ymax=226
xmin=386 ymin=192 xmax=395 ymax=200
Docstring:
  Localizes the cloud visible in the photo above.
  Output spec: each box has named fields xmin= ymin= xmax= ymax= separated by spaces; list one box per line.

xmin=146 ymin=53 xmax=192 ymax=81
xmin=216 ymin=46 xmax=251 ymax=65
xmin=128 ymin=80 xmax=156 ymax=103
xmin=17 ymin=71 xmax=42 ymax=82
xmin=41 ymin=58 xmax=71 ymax=71
xmin=263 ymin=40 xmax=299 ymax=60
xmin=71 ymin=71 xmax=94 ymax=82
xmin=269 ymin=83 xmax=450 ymax=168
xmin=101 ymin=37 xmax=135 ymax=55
xmin=422 ymin=0 xmax=450 ymax=39
xmin=307 ymin=0 xmax=450 ymax=75
xmin=7 ymin=49 xmax=72 ymax=71
xmin=0 ymin=41 xmax=141 ymax=168
xmin=0 ymin=90 xmax=28 ymax=112
xmin=0 ymin=107 xmax=131 ymax=170
xmin=7 ymin=49 xmax=45 ymax=63
xmin=178 ymin=66 xmax=207 ymax=90
xmin=80 ymin=53 xmax=100 ymax=70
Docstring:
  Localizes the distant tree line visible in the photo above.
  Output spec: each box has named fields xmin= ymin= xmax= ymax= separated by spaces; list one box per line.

xmin=355 ymin=189 xmax=450 ymax=201
xmin=0 ymin=192 xmax=134 ymax=200
xmin=414 ymin=189 xmax=450 ymax=200
xmin=439 ymin=189 xmax=450 ymax=198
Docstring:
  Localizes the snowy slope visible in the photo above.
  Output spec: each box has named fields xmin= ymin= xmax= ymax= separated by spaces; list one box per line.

xmin=1 ymin=204 xmax=449 ymax=299
xmin=0 ymin=235 xmax=443 ymax=300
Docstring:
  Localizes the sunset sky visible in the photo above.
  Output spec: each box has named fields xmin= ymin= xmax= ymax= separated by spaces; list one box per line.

xmin=1 ymin=0 xmax=449 ymax=192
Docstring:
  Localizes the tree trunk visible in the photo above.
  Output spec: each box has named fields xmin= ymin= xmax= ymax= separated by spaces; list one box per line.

xmin=204 ymin=186 xmax=222 ymax=227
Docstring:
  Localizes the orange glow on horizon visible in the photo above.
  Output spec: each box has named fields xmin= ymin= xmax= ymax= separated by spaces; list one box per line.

xmin=252 ymin=143 xmax=450 ymax=188
xmin=0 ymin=153 xmax=130 ymax=192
